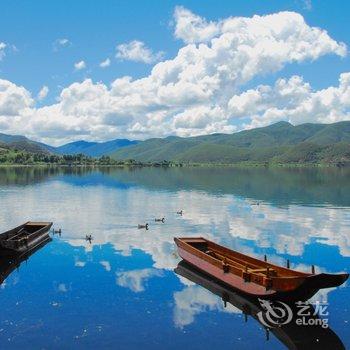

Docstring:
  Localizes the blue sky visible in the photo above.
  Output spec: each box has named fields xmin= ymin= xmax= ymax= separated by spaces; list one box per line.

xmin=0 ymin=0 xmax=349 ymax=145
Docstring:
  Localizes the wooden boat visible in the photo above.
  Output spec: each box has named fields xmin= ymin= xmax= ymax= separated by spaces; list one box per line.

xmin=0 ymin=236 xmax=52 ymax=285
xmin=175 ymin=261 xmax=345 ymax=350
xmin=174 ymin=237 xmax=349 ymax=301
xmin=0 ymin=222 xmax=53 ymax=253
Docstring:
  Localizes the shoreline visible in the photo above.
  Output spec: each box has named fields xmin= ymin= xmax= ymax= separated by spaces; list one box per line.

xmin=0 ymin=162 xmax=348 ymax=169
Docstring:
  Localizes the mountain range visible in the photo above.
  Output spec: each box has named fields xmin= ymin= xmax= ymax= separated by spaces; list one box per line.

xmin=110 ymin=121 xmax=350 ymax=164
xmin=1 ymin=121 xmax=349 ymax=165
xmin=0 ymin=133 xmax=137 ymax=157
xmin=0 ymin=133 xmax=56 ymax=154
xmin=55 ymin=139 xmax=137 ymax=157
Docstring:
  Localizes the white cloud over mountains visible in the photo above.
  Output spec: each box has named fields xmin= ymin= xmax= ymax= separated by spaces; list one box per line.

xmin=229 ymin=73 xmax=350 ymax=128
xmin=0 ymin=8 xmax=348 ymax=144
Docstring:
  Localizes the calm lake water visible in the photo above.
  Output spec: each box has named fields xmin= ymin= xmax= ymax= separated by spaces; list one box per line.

xmin=0 ymin=166 xmax=349 ymax=349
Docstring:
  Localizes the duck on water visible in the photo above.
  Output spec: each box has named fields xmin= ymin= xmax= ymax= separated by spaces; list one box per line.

xmin=138 ymin=223 xmax=149 ymax=230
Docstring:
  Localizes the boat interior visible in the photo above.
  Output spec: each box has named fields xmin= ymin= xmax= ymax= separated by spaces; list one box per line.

xmin=7 ymin=223 xmax=48 ymax=241
xmin=181 ymin=238 xmax=308 ymax=278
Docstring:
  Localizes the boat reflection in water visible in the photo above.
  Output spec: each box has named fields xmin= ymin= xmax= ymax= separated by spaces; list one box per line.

xmin=0 ymin=236 xmax=52 ymax=286
xmin=175 ymin=261 xmax=345 ymax=350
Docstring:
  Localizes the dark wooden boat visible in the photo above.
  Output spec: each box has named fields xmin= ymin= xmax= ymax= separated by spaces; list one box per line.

xmin=0 ymin=222 xmax=53 ymax=253
xmin=174 ymin=237 xmax=349 ymax=301
xmin=0 ymin=236 xmax=52 ymax=285
xmin=175 ymin=261 xmax=345 ymax=350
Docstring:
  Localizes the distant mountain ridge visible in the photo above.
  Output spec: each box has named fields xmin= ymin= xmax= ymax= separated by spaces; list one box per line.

xmin=0 ymin=133 xmax=137 ymax=157
xmin=1 ymin=121 xmax=349 ymax=164
xmin=0 ymin=132 xmax=55 ymax=154
xmin=110 ymin=121 xmax=350 ymax=164
xmin=56 ymin=139 xmax=138 ymax=157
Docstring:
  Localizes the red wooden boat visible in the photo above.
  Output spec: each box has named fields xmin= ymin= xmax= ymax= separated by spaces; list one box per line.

xmin=175 ymin=261 xmax=345 ymax=350
xmin=174 ymin=237 xmax=349 ymax=301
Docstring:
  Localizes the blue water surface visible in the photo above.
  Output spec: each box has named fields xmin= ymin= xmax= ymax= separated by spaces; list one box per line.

xmin=0 ymin=167 xmax=349 ymax=349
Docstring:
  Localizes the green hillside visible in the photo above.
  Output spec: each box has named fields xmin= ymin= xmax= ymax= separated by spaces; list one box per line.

xmin=0 ymin=133 xmax=54 ymax=154
xmin=0 ymin=132 xmax=137 ymax=156
xmin=111 ymin=121 xmax=350 ymax=165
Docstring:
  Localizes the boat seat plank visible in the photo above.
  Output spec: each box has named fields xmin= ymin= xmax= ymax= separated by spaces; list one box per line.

xmin=250 ymin=268 xmax=276 ymax=273
xmin=207 ymin=250 xmax=279 ymax=277
xmin=8 ymin=230 xmax=29 ymax=241
xmin=208 ymin=249 xmax=262 ymax=270
xmin=209 ymin=247 xmax=263 ymax=268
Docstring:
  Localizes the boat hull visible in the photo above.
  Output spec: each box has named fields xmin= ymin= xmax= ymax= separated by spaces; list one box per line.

xmin=0 ymin=222 xmax=53 ymax=253
xmin=175 ymin=261 xmax=346 ymax=350
xmin=175 ymin=237 xmax=349 ymax=302
xmin=0 ymin=236 xmax=52 ymax=285
xmin=177 ymin=245 xmax=276 ymax=298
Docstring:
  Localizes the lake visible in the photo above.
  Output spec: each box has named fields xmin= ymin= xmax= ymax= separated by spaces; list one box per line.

xmin=0 ymin=166 xmax=349 ymax=349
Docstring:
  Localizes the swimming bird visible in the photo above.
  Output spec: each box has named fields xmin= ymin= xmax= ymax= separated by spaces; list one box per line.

xmin=85 ymin=234 xmax=93 ymax=242
xmin=177 ymin=210 xmax=183 ymax=215
xmin=138 ymin=223 xmax=149 ymax=230
xmin=155 ymin=218 xmax=165 ymax=223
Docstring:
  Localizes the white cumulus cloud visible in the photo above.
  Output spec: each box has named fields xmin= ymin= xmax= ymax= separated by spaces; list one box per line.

xmin=173 ymin=6 xmax=220 ymax=44
xmin=53 ymin=38 xmax=72 ymax=51
xmin=0 ymin=9 xmax=348 ymax=143
xmin=37 ymin=85 xmax=49 ymax=101
xmin=228 ymin=73 xmax=350 ymax=128
xmin=0 ymin=79 xmax=33 ymax=117
xmin=116 ymin=40 xmax=164 ymax=64
xmin=303 ymin=0 xmax=312 ymax=10
xmin=74 ymin=60 xmax=86 ymax=70
xmin=0 ymin=42 xmax=6 ymax=60
xmin=99 ymin=58 xmax=111 ymax=68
